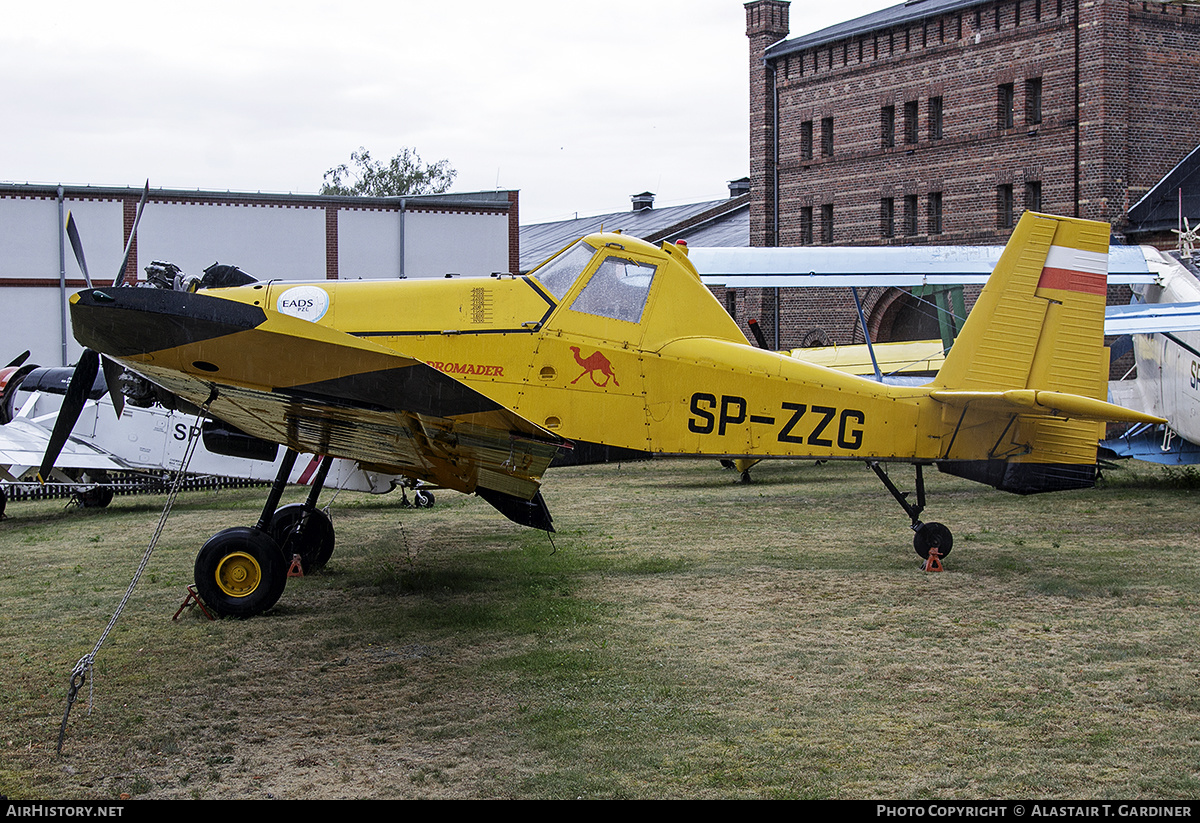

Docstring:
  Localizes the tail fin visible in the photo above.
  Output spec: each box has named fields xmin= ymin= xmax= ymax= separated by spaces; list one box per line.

xmin=933 ymin=212 xmax=1110 ymax=397
xmin=932 ymin=213 xmax=1114 ymax=493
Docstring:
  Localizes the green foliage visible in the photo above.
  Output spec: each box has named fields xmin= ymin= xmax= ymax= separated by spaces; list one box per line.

xmin=320 ymin=146 xmax=457 ymax=196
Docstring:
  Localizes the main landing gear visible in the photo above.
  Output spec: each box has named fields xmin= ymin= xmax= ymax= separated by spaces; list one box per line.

xmin=193 ymin=450 xmax=335 ymax=618
xmin=868 ymin=462 xmax=954 ymax=561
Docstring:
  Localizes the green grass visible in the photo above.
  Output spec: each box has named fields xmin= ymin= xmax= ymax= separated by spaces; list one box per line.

xmin=1 ymin=458 xmax=1198 ymax=798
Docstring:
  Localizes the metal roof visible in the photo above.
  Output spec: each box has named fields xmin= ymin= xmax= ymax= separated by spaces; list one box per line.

xmin=0 ymin=183 xmax=514 ymax=212
xmin=519 ymin=195 xmax=749 ymax=272
xmin=766 ymin=0 xmax=988 ymax=59
xmin=1126 ymin=143 xmax=1200 ymax=235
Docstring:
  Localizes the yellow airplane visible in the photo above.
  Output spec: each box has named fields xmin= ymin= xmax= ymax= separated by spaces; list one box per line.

xmin=69 ymin=211 xmax=1162 ymax=617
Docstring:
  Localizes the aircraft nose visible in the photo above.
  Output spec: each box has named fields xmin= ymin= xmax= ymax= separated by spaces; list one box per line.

xmin=71 ymin=287 xmax=268 ymax=358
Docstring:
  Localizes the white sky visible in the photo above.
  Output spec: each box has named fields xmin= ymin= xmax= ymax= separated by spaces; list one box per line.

xmin=1 ymin=0 xmax=895 ymax=224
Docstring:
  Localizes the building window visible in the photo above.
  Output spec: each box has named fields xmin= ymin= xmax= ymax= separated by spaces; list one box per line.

xmin=998 ymin=83 xmax=1014 ymax=129
xmin=881 ymin=197 xmax=895 ymax=238
xmin=903 ymin=194 xmax=918 ymax=235
xmin=928 ymin=192 xmax=944 ymax=235
xmin=904 ymin=100 xmax=919 ymax=144
xmin=929 ymin=96 xmax=944 ymax=140
xmin=1025 ymin=77 xmax=1042 ymax=125
xmin=821 ymin=203 xmax=834 ymax=243
xmin=801 ymin=206 xmax=814 ymax=245
xmin=881 ymin=105 xmax=896 ymax=148
xmin=820 ymin=117 xmax=834 ymax=157
xmin=997 ymin=184 xmax=1014 ymax=229
xmin=800 ymin=120 xmax=813 ymax=160
xmin=725 ymin=289 xmax=737 ymax=320
xmin=1025 ymin=180 xmax=1042 ymax=213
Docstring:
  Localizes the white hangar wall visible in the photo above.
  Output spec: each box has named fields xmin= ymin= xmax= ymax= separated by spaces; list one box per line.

xmin=0 ymin=185 xmax=519 ymax=367
xmin=141 ymin=201 xmax=326 ymax=282
xmin=336 ymin=207 xmax=510 ymax=280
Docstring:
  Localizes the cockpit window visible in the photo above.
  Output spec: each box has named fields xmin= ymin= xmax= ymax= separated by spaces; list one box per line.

xmin=568 ymin=256 xmax=657 ymax=324
xmin=529 ymin=240 xmax=596 ymax=300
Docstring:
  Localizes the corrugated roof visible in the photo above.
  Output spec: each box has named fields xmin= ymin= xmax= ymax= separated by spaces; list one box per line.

xmin=0 ymin=183 xmax=513 ymax=212
xmin=519 ymin=195 xmax=749 ymax=271
xmin=766 ymin=0 xmax=986 ymax=59
xmin=1127 ymin=143 xmax=1200 ymax=235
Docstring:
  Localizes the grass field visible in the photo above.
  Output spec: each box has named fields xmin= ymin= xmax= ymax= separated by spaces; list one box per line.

xmin=1 ymin=458 xmax=1198 ymax=799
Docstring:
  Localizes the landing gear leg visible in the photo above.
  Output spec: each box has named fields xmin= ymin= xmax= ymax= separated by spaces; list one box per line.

xmin=270 ymin=455 xmax=336 ymax=572
xmin=194 ymin=449 xmax=298 ymax=617
xmin=868 ymin=462 xmax=953 ymax=560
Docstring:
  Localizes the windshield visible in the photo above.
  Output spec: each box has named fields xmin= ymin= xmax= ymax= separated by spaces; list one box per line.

xmin=569 ymin=255 xmax=658 ymax=324
xmin=529 ymin=240 xmax=596 ymax=300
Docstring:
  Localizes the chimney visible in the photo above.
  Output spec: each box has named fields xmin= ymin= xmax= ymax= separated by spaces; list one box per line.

xmin=631 ymin=191 xmax=655 ymax=211
xmin=728 ymin=177 xmax=750 ymax=198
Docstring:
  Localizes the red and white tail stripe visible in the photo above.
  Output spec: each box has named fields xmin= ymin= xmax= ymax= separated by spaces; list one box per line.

xmin=1037 ymin=245 xmax=1108 ymax=296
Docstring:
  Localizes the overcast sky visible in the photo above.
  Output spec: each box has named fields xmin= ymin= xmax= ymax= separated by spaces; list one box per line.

xmin=2 ymin=1 xmax=894 ymax=224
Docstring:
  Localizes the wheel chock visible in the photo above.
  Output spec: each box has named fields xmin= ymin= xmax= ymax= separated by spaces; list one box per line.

xmin=174 ymin=585 xmax=215 ymax=621
xmin=287 ymin=554 xmax=305 ymax=578
xmin=923 ymin=548 xmax=944 ymax=572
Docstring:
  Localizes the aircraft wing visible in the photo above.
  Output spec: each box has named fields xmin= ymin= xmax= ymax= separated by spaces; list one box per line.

xmin=70 ymin=287 xmax=568 ymax=528
xmin=0 ymin=417 xmax=129 ymax=480
xmin=1103 ymin=301 xmax=1200 ymax=335
xmin=690 ymin=245 xmax=1157 ymax=288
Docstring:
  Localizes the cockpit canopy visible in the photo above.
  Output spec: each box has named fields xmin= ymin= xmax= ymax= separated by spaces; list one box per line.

xmin=530 ymin=238 xmax=658 ymax=326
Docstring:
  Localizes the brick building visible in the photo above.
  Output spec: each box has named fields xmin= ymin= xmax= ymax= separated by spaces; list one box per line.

xmin=741 ymin=0 xmax=1200 ymax=348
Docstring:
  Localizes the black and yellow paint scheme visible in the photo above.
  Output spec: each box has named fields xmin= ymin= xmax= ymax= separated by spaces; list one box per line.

xmin=70 ymin=212 xmax=1163 ymax=615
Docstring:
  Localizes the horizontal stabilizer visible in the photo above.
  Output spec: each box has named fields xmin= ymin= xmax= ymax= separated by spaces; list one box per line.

xmin=930 ymin=389 xmax=1165 ymax=425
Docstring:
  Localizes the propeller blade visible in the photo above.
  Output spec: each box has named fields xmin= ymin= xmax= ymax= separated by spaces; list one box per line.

xmin=99 ymin=355 xmax=126 ymax=419
xmin=114 ymin=180 xmax=150 ymax=287
xmin=65 ymin=212 xmax=93 ymax=288
xmin=5 ymin=351 xmax=30 ymax=369
xmin=38 ymin=349 xmax=100 ymax=482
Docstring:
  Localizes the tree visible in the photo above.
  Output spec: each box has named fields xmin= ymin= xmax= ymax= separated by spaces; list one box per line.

xmin=320 ymin=147 xmax=457 ymax=196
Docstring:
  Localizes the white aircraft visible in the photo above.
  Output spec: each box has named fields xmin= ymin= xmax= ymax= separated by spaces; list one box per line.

xmin=0 ymin=355 xmax=427 ymax=567
xmin=1101 ymin=246 xmax=1200 ymax=464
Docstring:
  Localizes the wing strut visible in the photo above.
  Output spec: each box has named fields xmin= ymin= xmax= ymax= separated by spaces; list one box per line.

xmin=851 ymin=287 xmax=883 ymax=382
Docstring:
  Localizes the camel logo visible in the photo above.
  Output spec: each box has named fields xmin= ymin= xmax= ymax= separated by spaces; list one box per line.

xmin=570 ymin=346 xmax=619 ymax=387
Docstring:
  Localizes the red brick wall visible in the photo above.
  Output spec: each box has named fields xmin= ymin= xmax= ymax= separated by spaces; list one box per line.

xmin=747 ymin=0 xmax=1200 ymax=248
xmin=741 ymin=0 xmax=1200 ymax=350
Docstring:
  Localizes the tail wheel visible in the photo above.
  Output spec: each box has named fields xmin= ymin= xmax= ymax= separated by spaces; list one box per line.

xmin=913 ymin=522 xmax=953 ymax=560
xmin=269 ymin=504 xmax=335 ymax=572
xmin=414 ymin=490 xmax=435 ymax=509
xmin=194 ymin=527 xmax=288 ymax=617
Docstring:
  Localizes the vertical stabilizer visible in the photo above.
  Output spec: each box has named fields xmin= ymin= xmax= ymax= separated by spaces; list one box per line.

xmin=933 ymin=213 xmax=1111 ymax=493
xmin=933 ymin=212 xmax=1109 ymax=397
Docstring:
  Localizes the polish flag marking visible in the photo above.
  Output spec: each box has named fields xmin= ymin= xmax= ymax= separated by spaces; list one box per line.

xmin=1037 ymin=245 xmax=1108 ymax=296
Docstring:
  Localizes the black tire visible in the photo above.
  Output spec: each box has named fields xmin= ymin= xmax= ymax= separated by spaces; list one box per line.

xmin=270 ymin=504 xmax=335 ymax=572
xmin=0 ymin=486 xmax=7 ymax=519
xmin=414 ymin=490 xmax=435 ymax=509
xmin=194 ymin=527 xmax=288 ymax=618
xmin=913 ymin=522 xmax=953 ymax=560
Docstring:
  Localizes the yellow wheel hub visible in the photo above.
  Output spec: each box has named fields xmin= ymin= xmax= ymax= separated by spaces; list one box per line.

xmin=214 ymin=551 xmax=262 ymax=597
